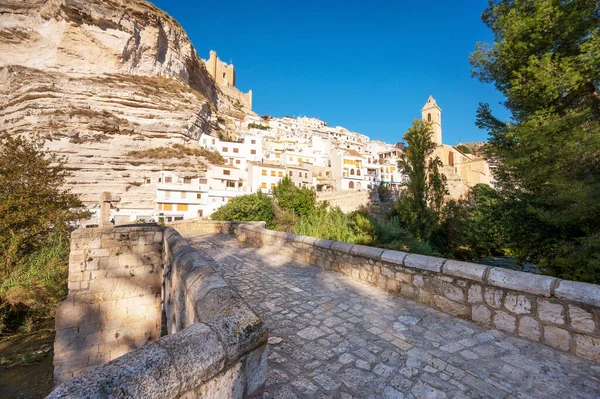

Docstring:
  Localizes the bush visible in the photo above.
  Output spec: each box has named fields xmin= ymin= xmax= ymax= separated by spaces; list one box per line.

xmin=273 ymin=176 xmax=316 ymax=218
xmin=126 ymin=144 xmax=225 ymax=165
xmin=371 ymin=216 xmax=432 ymax=255
xmin=294 ymin=205 xmax=374 ymax=245
xmin=247 ymin=123 xmax=270 ymax=130
xmin=211 ymin=191 xmax=275 ymax=228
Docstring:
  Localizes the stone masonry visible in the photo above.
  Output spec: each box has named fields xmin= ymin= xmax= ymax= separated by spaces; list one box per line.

xmin=236 ymin=224 xmax=600 ymax=363
xmin=185 ymin=232 xmax=600 ymax=398
xmin=50 ymin=224 xmax=268 ymax=398
xmin=53 ymin=226 xmax=163 ymax=383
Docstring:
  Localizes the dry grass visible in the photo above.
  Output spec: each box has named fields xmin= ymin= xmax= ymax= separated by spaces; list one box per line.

xmin=125 ymin=144 xmax=225 ymax=165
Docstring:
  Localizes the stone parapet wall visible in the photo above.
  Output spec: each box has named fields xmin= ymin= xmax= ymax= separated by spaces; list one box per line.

xmin=236 ymin=224 xmax=600 ymax=362
xmin=168 ymin=220 xmax=266 ymax=234
xmin=53 ymin=226 xmax=164 ymax=384
xmin=49 ymin=224 xmax=267 ymax=398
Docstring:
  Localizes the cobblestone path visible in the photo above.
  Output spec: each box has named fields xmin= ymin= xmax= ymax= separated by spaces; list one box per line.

xmin=184 ymin=232 xmax=600 ymax=399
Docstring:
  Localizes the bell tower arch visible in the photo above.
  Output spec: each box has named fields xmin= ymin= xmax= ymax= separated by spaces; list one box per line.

xmin=421 ymin=95 xmax=442 ymax=146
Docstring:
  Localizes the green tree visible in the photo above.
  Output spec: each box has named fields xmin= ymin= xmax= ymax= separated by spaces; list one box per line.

xmin=0 ymin=133 xmax=89 ymax=332
xmin=394 ymin=119 xmax=448 ymax=241
xmin=470 ymin=0 xmax=600 ymax=282
xmin=273 ymin=176 xmax=316 ymax=218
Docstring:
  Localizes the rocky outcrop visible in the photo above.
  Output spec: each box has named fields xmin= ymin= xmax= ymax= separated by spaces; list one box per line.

xmin=0 ymin=0 xmax=250 ymax=208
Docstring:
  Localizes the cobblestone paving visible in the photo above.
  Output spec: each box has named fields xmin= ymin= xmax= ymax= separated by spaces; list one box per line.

xmin=184 ymin=232 xmax=600 ymax=399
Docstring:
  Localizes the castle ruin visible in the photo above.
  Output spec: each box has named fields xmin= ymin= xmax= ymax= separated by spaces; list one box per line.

xmin=203 ymin=50 xmax=253 ymax=110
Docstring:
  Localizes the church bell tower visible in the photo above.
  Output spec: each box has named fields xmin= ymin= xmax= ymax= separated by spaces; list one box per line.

xmin=421 ymin=95 xmax=442 ymax=146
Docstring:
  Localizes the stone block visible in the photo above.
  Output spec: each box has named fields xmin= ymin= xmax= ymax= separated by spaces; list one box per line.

xmin=472 ymin=305 xmax=492 ymax=325
xmin=404 ymin=254 xmax=445 ymax=273
xmin=518 ymin=316 xmax=541 ymax=341
xmin=379 ymin=250 xmax=407 ymax=266
xmin=330 ymin=241 xmax=354 ymax=254
xmin=350 ymin=245 xmax=384 ymax=260
xmin=554 ymin=280 xmax=600 ymax=307
xmin=543 ymin=326 xmax=571 ymax=351
xmin=395 ymin=271 xmax=412 ymax=284
xmin=493 ymin=311 xmax=516 ymax=334
xmin=468 ymin=284 xmax=483 ymax=303
xmin=504 ymin=293 xmax=532 ymax=315
xmin=484 ymin=287 xmax=504 ymax=309
xmin=443 ymin=260 xmax=487 ymax=283
xmin=314 ymin=238 xmax=334 ymax=249
xmin=432 ymin=295 xmax=469 ymax=317
xmin=245 ymin=344 xmax=268 ymax=396
xmin=568 ymin=305 xmax=595 ymax=333
xmin=487 ymin=267 xmax=555 ymax=296
xmin=443 ymin=283 xmax=465 ymax=302
xmin=537 ymin=299 xmax=565 ymax=325
xmin=413 ymin=275 xmax=424 ymax=288
xmin=301 ymin=236 xmax=318 ymax=245
xmin=573 ymin=334 xmax=600 ymax=362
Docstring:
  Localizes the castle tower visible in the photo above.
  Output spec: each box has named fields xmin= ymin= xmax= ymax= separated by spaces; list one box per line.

xmin=421 ymin=95 xmax=442 ymax=146
xmin=207 ymin=50 xmax=218 ymax=81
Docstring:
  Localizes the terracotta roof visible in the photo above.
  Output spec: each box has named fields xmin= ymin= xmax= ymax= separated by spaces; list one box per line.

xmin=341 ymin=148 xmax=364 ymax=158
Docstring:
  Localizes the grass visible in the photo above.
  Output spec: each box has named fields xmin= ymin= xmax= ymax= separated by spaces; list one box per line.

xmin=125 ymin=144 xmax=225 ymax=165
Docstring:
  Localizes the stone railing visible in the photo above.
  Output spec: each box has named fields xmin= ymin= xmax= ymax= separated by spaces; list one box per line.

xmin=235 ymin=224 xmax=600 ymax=362
xmin=48 ymin=224 xmax=267 ymax=398
xmin=168 ymin=220 xmax=266 ymax=234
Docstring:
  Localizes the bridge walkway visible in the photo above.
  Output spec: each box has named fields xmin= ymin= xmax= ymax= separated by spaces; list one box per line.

xmin=183 ymin=232 xmax=600 ymax=399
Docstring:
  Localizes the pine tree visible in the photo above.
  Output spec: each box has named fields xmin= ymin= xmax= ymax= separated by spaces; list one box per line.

xmin=470 ymin=0 xmax=600 ymax=281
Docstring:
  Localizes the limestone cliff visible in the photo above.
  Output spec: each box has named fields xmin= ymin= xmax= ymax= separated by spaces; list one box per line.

xmin=0 ymin=0 xmax=249 ymax=208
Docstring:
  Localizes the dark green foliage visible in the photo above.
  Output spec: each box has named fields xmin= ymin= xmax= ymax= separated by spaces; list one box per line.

xmin=0 ymin=134 xmax=89 ymax=333
xmin=431 ymin=184 xmax=504 ymax=261
xmin=371 ymin=216 xmax=432 ymax=255
xmin=394 ymin=119 xmax=448 ymax=241
xmin=470 ymin=0 xmax=600 ymax=282
xmin=210 ymin=191 xmax=276 ymax=228
xmin=272 ymin=176 xmax=316 ymax=218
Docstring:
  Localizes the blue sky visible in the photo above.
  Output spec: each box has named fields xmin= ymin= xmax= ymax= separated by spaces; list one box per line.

xmin=152 ymin=0 xmax=509 ymax=145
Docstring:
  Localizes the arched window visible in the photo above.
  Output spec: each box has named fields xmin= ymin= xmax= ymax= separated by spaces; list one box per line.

xmin=357 ymin=169 xmax=361 ymax=176
xmin=350 ymin=169 xmax=355 ymax=175
xmin=349 ymin=181 xmax=355 ymax=189
xmin=427 ymin=113 xmax=431 ymax=122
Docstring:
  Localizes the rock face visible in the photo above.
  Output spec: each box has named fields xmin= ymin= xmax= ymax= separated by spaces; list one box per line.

xmin=0 ymin=0 xmax=249 ymax=209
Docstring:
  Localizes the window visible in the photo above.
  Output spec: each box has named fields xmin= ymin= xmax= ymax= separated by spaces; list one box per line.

xmin=278 ymin=171 xmax=283 ymax=177
xmin=200 ymin=179 xmax=207 ymax=184
xmin=158 ymin=177 xmax=162 ymax=183
xmin=350 ymin=169 xmax=355 ymax=175
xmin=271 ymin=183 xmax=276 ymax=189
xmin=177 ymin=204 xmax=188 ymax=211
xmin=145 ymin=178 xmax=151 ymax=184
xmin=158 ymin=203 xmax=163 ymax=210
xmin=251 ymin=150 xmax=256 ymax=155
xmin=427 ymin=113 xmax=431 ymax=122
xmin=233 ymin=148 xmax=239 ymax=153
xmin=261 ymin=182 xmax=267 ymax=189
xmin=276 ymin=154 xmax=281 ymax=158
xmin=236 ymin=159 xmax=241 ymax=164
xmin=222 ymin=147 xmax=228 ymax=152
xmin=289 ymin=171 xmax=293 ymax=177
xmin=261 ymin=170 xmax=267 ymax=176
xmin=183 ymin=177 xmax=191 ymax=184
xmin=196 ymin=193 xmax=202 ymax=199
xmin=181 ymin=191 xmax=186 ymax=199
xmin=224 ymin=170 xmax=231 ymax=175
xmin=289 ymin=156 xmax=294 ymax=161
xmin=304 ymin=172 xmax=308 ymax=178
xmin=164 ymin=203 xmax=173 ymax=211
xmin=357 ymin=170 xmax=361 ymax=176
xmin=251 ymin=140 xmax=256 ymax=144
xmin=271 ymin=171 xmax=276 ymax=177
xmin=165 ymin=191 xmax=171 ymax=199
xmin=226 ymin=181 xmax=236 ymax=188
xmin=198 ymin=210 xmax=203 ymax=217
xmin=165 ymin=177 xmax=172 ymax=183
xmin=349 ymin=181 xmax=354 ymax=189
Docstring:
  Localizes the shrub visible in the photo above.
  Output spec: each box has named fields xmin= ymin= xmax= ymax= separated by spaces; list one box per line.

xmin=247 ymin=123 xmax=270 ymax=130
xmin=211 ymin=191 xmax=275 ymax=228
xmin=126 ymin=144 xmax=225 ymax=165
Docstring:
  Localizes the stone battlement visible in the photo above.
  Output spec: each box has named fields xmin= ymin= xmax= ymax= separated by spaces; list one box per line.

xmin=235 ymin=224 xmax=600 ymax=362
xmin=48 ymin=224 xmax=267 ymax=398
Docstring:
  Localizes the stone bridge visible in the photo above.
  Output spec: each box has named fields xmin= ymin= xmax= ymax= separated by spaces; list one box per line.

xmin=48 ymin=222 xmax=600 ymax=398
